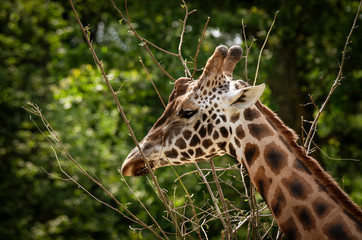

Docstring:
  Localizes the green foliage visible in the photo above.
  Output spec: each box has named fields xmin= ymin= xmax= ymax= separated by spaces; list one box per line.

xmin=1 ymin=0 xmax=361 ymax=239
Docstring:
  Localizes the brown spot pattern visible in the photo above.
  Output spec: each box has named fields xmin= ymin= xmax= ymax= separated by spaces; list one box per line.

xmin=188 ymin=149 xmax=194 ymax=156
xmin=202 ymin=139 xmax=213 ymax=149
xmin=281 ymin=172 xmax=313 ymax=200
xmin=195 ymin=148 xmax=205 ymax=158
xmin=202 ymin=114 xmax=207 ymax=122
xmin=228 ymin=144 xmax=236 ymax=157
xmin=292 ymin=205 xmax=316 ymax=231
xmin=244 ymin=143 xmax=260 ymax=167
xmin=235 ymin=125 xmax=245 ymax=139
xmin=280 ymin=217 xmax=301 ymax=240
xmin=207 ymin=123 xmax=213 ymax=135
xmin=254 ymin=166 xmax=272 ymax=202
xmin=164 ymin=148 xmax=178 ymax=159
xmin=181 ymin=152 xmax=190 ymax=159
xmin=190 ymin=135 xmax=200 ymax=147
xmin=183 ymin=130 xmax=192 ymax=140
xmin=220 ymin=114 xmax=227 ymax=122
xmin=199 ymin=126 xmax=207 ymax=138
xmin=248 ymin=123 xmax=274 ymax=140
xmin=194 ymin=120 xmax=201 ymax=131
xmin=217 ymin=142 xmax=227 ymax=151
xmin=294 ymin=158 xmax=311 ymax=175
xmin=230 ymin=112 xmax=240 ymax=123
xmin=323 ymin=218 xmax=353 ymax=240
xmin=175 ymin=138 xmax=186 ymax=150
xmin=220 ymin=127 xmax=228 ymax=138
xmin=234 ymin=137 xmax=241 ymax=148
xmin=312 ymin=196 xmax=332 ymax=219
xmin=271 ymin=186 xmax=287 ymax=218
xmin=213 ymin=131 xmax=219 ymax=140
xmin=264 ymin=142 xmax=288 ymax=175
xmin=243 ymin=108 xmax=261 ymax=121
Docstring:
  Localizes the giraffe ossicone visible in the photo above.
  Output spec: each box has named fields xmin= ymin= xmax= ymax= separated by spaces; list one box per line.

xmin=121 ymin=45 xmax=362 ymax=239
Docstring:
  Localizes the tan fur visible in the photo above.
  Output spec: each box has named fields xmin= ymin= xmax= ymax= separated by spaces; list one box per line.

xmin=255 ymin=101 xmax=362 ymax=222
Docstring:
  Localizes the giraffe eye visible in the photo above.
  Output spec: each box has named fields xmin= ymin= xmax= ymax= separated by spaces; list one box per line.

xmin=179 ymin=109 xmax=197 ymax=119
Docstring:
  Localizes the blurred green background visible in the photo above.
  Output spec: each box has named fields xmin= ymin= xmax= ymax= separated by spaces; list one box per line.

xmin=1 ymin=0 xmax=361 ymax=239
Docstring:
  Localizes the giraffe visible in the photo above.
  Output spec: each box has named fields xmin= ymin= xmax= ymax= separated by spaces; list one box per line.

xmin=121 ymin=45 xmax=362 ymax=239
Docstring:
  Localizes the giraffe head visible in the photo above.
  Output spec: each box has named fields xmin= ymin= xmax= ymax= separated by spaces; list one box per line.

xmin=121 ymin=45 xmax=265 ymax=176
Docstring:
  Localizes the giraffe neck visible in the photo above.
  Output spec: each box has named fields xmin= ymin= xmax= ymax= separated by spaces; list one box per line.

xmin=229 ymin=101 xmax=362 ymax=239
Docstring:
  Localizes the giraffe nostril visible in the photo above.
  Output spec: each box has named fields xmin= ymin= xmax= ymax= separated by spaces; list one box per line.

xmin=143 ymin=143 xmax=152 ymax=151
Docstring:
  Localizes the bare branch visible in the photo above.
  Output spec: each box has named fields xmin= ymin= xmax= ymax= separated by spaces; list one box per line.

xmin=209 ymin=159 xmax=234 ymax=240
xmin=109 ymin=0 xmax=176 ymax=81
xmin=118 ymin=171 xmax=170 ymax=239
xmin=139 ymin=57 xmax=166 ymax=108
xmin=24 ymin=102 xmax=164 ymax=239
xmin=191 ymin=17 xmax=210 ymax=80
xmin=164 ymin=157 xmax=204 ymax=239
xmin=241 ymin=20 xmax=256 ymax=82
xmin=253 ymin=11 xmax=278 ymax=86
xmin=194 ymin=163 xmax=229 ymax=232
xmin=135 ymin=36 xmax=179 ymax=56
xmin=68 ymin=0 xmax=183 ymax=237
xmin=304 ymin=0 xmax=362 ymax=153
xmin=178 ymin=0 xmax=192 ymax=77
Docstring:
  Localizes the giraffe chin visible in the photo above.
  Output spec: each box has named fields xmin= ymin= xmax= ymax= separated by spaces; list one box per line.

xmin=121 ymin=158 xmax=155 ymax=176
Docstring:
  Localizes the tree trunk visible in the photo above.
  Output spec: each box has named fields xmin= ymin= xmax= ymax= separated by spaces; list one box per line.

xmin=267 ymin=43 xmax=312 ymax=135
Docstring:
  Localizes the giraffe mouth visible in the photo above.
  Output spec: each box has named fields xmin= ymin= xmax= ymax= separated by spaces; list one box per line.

xmin=121 ymin=157 xmax=155 ymax=176
xmin=134 ymin=160 xmax=155 ymax=176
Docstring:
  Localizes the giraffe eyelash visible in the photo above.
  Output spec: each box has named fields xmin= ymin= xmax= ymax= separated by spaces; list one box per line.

xmin=178 ymin=109 xmax=198 ymax=119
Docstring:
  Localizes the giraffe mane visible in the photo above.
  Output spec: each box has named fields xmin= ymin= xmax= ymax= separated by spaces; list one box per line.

xmin=255 ymin=101 xmax=362 ymax=223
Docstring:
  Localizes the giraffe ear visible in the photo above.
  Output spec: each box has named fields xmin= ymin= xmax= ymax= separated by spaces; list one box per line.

xmin=228 ymin=84 xmax=265 ymax=109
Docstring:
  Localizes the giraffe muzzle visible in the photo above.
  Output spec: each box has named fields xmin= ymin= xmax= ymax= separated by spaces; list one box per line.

xmin=121 ymin=156 xmax=155 ymax=176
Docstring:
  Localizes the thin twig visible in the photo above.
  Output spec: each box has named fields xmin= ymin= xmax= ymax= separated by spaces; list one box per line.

xmin=110 ymin=0 xmax=175 ymax=81
xmin=139 ymin=57 xmax=166 ymax=108
xmin=303 ymin=129 xmax=360 ymax=162
xmin=209 ymin=159 xmax=234 ymax=240
xmin=178 ymin=0 xmax=192 ymax=77
xmin=261 ymin=219 xmax=276 ymax=240
xmin=175 ymin=163 xmax=240 ymax=182
xmin=194 ymin=164 xmax=229 ymax=232
xmin=251 ymin=186 xmax=262 ymax=239
xmin=304 ymin=0 xmax=362 ymax=153
xmin=136 ymin=36 xmax=179 ymax=56
xmin=253 ymin=11 xmax=279 ymax=86
xmin=68 ymin=0 xmax=182 ymax=238
xmin=24 ymin=103 xmax=164 ymax=239
xmin=119 ymin=171 xmax=170 ymax=240
xmin=241 ymin=20 xmax=256 ymax=82
xmin=191 ymin=17 xmax=210 ymax=79
xmin=239 ymin=164 xmax=254 ymax=238
xmin=164 ymin=156 xmax=204 ymax=239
